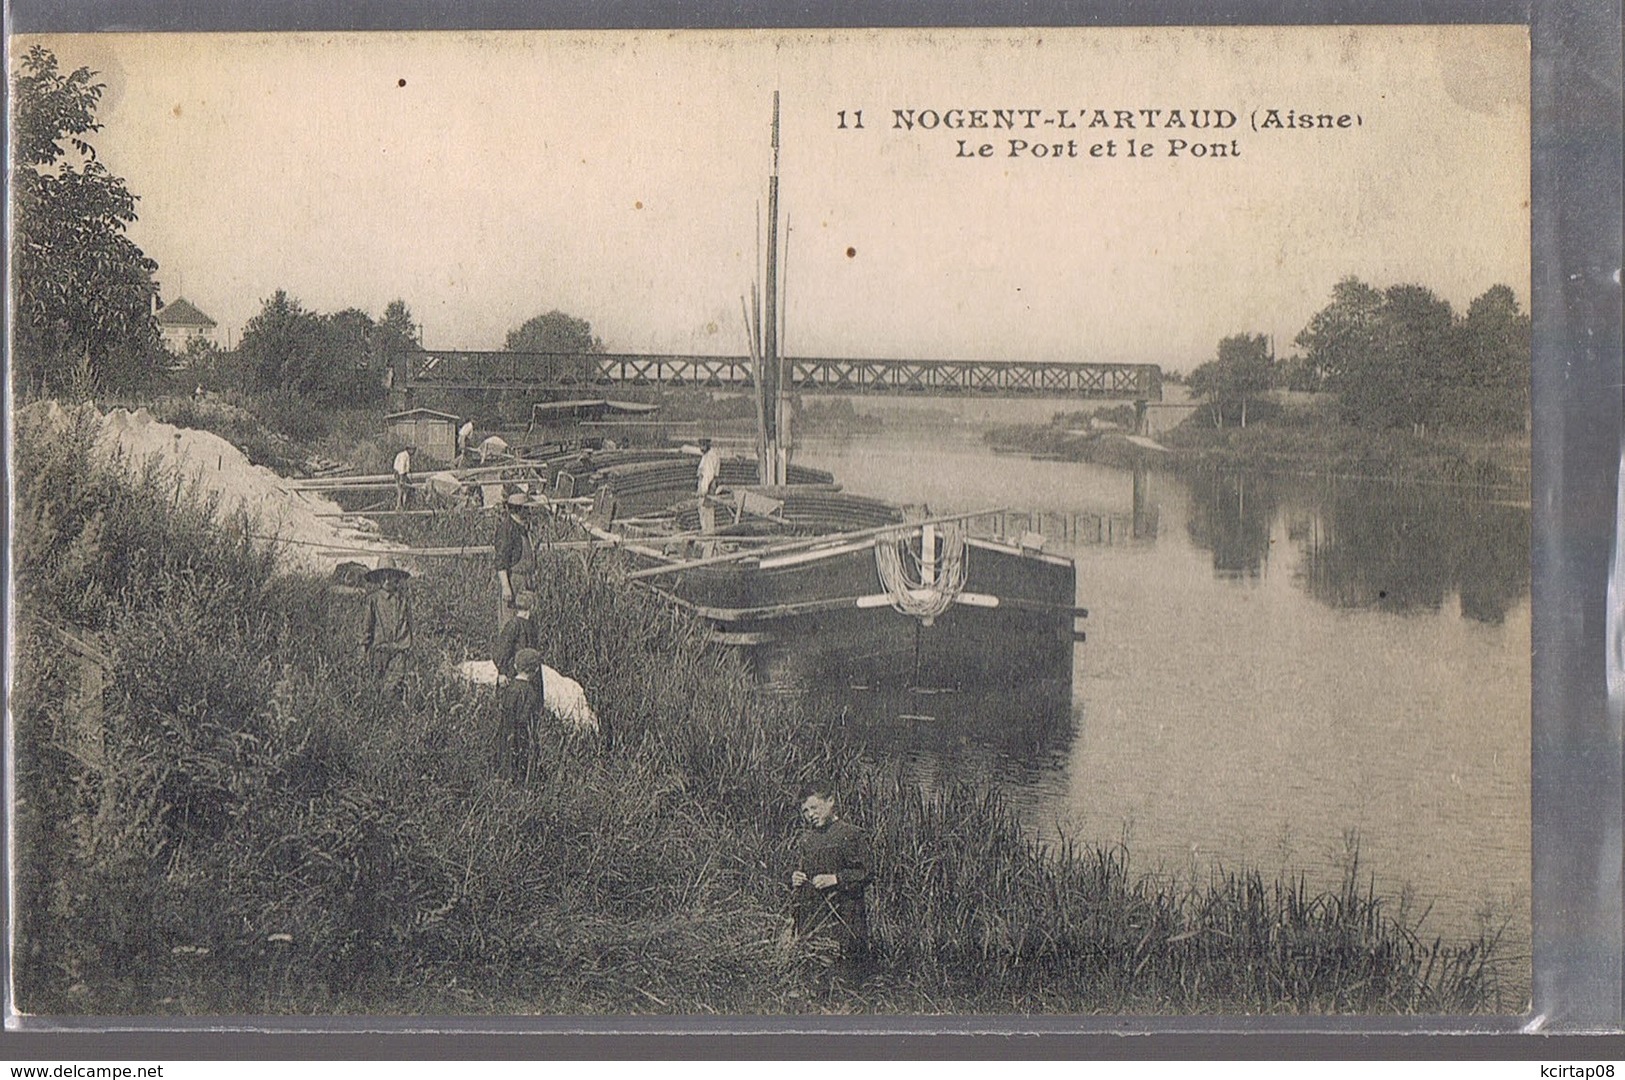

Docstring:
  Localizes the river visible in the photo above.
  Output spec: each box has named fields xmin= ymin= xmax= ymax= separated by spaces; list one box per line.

xmin=792 ymin=423 xmax=1532 ymax=1000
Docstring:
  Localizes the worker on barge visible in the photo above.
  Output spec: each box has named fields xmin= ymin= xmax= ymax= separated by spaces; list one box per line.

xmin=696 ymin=438 xmax=722 ymax=534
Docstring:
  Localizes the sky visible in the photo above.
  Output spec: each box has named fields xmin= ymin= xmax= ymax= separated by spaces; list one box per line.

xmin=17 ymin=27 xmax=1530 ymax=372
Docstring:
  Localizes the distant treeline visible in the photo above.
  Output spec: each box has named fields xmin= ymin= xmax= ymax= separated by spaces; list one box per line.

xmin=1189 ymin=278 xmax=1530 ymax=435
xmin=177 ymin=292 xmax=420 ymax=408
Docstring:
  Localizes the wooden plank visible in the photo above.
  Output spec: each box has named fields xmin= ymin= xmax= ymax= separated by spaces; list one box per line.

xmin=651 ymin=589 xmax=875 ymax=622
xmin=621 ymin=506 xmax=1009 ymax=581
xmin=312 ymin=508 xmax=483 ymax=518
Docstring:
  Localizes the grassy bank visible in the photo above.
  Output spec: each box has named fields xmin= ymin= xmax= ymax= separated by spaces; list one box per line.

xmin=1158 ymin=421 xmax=1529 ymax=495
xmin=987 ymin=405 xmax=1530 ymax=496
xmin=10 ymin=404 xmax=1511 ymax=1015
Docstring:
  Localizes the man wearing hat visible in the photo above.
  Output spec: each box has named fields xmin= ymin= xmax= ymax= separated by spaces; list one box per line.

xmin=500 ymin=647 xmax=545 ymax=781
xmin=494 ymin=589 xmax=543 ymax=684
xmin=360 ymin=555 xmax=415 ymax=694
xmin=493 ymin=490 xmax=536 ymax=626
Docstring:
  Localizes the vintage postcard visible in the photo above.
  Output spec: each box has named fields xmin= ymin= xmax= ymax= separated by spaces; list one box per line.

xmin=8 ymin=26 xmax=1531 ymax=1021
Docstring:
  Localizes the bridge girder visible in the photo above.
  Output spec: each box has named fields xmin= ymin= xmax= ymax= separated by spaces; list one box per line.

xmin=396 ymin=351 xmax=1163 ymax=401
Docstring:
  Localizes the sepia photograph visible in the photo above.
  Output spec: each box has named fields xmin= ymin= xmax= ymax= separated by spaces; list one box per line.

xmin=7 ymin=25 xmax=1532 ymax=1020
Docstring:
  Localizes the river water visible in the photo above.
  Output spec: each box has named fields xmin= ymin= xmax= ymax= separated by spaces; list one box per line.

xmin=793 ymin=424 xmax=1532 ymax=996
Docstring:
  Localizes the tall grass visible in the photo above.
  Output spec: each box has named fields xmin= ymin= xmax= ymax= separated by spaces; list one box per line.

xmin=138 ymin=391 xmax=399 ymax=476
xmin=9 ymin=411 xmax=1509 ymax=1015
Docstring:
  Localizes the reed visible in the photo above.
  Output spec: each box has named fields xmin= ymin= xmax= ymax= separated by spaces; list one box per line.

xmin=9 ymin=414 xmax=1508 ymax=1015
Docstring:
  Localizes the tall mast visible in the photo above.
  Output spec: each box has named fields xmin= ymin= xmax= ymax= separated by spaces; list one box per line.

xmin=763 ymin=91 xmax=784 ymax=484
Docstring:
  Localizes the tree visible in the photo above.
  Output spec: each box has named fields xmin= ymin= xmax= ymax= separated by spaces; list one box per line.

xmin=1219 ymin=332 xmax=1275 ymax=428
xmin=1297 ymin=278 xmax=1454 ymax=433
xmin=238 ymin=290 xmax=323 ymax=397
xmin=1374 ymin=284 xmax=1454 ymax=435
xmin=1187 ymin=361 xmax=1225 ymax=428
xmin=324 ymin=308 xmax=386 ymax=403
xmin=377 ymin=300 xmax=420 ymax=354
xmin=504 ymin=310 xmax=605 ymax=384
xmin=11 ymin=45 xmax=161 ymax=398
xmin=1188 ymin=333 xmax=1276 ymax=428
xmin=1447 ymin=285 xmax=1530 ymax=433
xmin=372 ymin=299 xmax=421 ymax=392
xmin=1279 ymin=353 xmax=1321 ymax=392
xmin=1294 ymin=277 xmax=1385 ymax=391
xmin=238 ymin=293 xmax=403 ymax=405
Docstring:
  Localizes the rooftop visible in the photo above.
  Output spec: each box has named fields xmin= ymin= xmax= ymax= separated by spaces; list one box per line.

xmin=156 ymin=297 xmax=217 ymax=328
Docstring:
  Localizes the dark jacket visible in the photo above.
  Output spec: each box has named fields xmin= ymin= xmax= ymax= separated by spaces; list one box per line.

xmin=794 ymin=818 xmax=873 ymax=949
xmin=493 ymin=512 xmax=531 ymax=573
xmin=360 ymin=587 xmax=413 ymax=654
xmin=494 ymin=614 xmax=542 ymax=680
xmin=499 ymin=675 xmax=543 ymax=779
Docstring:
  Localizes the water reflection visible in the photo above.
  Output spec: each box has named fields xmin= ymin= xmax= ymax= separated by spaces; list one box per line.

xmin=1183 ymin=471 xmax=1531 ymax=623
xmin=797 ymin=679 xmax=1077 ymax=786
xmin=1131 ymin=461 xmax=1161 ymax=540
xmin=790 ymin=435 xmax=1529 ymax=976
xmin=1184 ymin=472 xmax=1278 ymax=579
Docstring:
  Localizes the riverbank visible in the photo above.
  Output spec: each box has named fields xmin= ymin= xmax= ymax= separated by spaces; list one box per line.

xmin=987 ymin=415 xmax=1530 ymax=496
xmin=10 ymin=399 xmax=1514 ymax=1016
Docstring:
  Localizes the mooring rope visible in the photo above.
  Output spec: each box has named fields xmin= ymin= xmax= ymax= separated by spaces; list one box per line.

xmin=873 ymin=522 xmax=968 ymax=620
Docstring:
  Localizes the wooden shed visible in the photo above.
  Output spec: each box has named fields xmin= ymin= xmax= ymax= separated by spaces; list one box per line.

xmin=384 ymin=408 xmax=461 ymax=464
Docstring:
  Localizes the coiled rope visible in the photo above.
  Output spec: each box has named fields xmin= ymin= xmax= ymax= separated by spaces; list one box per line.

xmin=874 ymin=523 xmax=968 ymax=620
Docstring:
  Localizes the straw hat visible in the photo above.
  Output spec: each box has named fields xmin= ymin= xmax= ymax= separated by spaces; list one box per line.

xmin=365 ymin=554 xmax=411 ymax=583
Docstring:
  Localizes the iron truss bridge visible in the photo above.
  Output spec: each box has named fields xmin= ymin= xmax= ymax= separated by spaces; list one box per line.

xmin=397 ymin=351 xmax=1163 ymax=401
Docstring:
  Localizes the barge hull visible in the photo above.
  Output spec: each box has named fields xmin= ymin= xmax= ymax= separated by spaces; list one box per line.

xmin=661 ymin=536 xmax=1079 ymax=691
xmin=743 ymin=601 xmax=1076 ymax=692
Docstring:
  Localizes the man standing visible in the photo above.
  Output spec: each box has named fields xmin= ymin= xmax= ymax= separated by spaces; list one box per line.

xmin=493 ymin=490 xmax=536 ymax=625
xmin=696 ymin=438 xmax=722 ymax=496
xmin=696 ymin=438 xmax=722 ymax=534
xmin=392 ymin=447 xmax=413 ymax=511
xmin=500 ymin=647 xmax=546 ymax=781
xmin=360 ymin=555 xmax=414 ymax=695
xmin=494 ymin=590 xmax=542 ymax=682
xmin=791 ymin=782 xmax=874 ymax=973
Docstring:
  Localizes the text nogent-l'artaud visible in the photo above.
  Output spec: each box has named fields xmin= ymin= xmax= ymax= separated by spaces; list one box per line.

xmin=890 ymin=108 xmax=1240 ymax=132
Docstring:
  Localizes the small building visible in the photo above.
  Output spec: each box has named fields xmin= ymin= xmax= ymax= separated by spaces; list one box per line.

xmin=157 ymin=297 xmax=219 ymax=351
xmin=384 ymin=408 xmax=462 ymax=465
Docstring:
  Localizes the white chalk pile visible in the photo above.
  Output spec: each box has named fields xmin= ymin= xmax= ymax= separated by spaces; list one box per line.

xmin=20 ymin=401 xmax=401 ymax=574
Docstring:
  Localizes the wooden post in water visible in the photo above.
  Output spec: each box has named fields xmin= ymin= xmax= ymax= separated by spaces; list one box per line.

xmin=1132 ymin=460 xmax=1149 ymax=540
